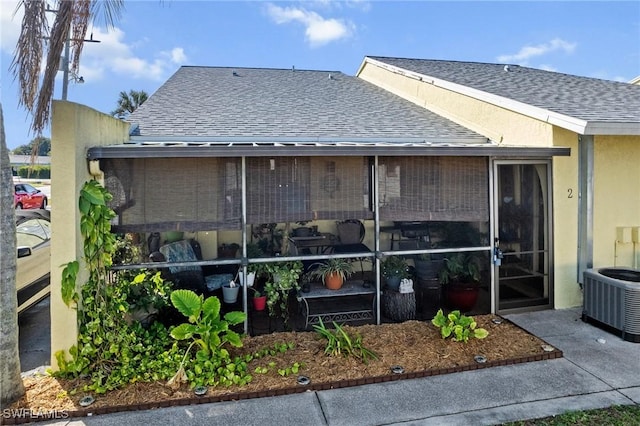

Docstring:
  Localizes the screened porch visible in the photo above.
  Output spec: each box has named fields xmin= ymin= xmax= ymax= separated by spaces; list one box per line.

xmin=94 ymin=144 xmax=496 ymax=332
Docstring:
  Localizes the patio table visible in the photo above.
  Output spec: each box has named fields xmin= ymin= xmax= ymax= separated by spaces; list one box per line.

xmin=297 ymin=280 xmax=377 ymax=328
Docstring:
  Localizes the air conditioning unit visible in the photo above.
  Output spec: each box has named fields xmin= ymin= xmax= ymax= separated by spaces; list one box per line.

xmin=582 ymin=267 xmax=640 ymax=343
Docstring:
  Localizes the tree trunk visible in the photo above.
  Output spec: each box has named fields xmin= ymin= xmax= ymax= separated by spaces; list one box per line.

xmin=0 ymin=104 xmax=25 ymax=407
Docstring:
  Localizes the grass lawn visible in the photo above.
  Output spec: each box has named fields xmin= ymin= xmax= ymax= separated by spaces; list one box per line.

xmin=504 ymin=405 xmax=640 ymax=425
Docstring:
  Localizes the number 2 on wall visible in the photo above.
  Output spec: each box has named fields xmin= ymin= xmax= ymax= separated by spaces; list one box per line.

xmin=567 ymin=188 xmax=573 ymax=198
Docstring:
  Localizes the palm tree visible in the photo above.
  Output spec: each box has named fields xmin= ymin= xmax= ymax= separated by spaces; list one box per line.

xmin=111 ymin=90 xmax=148 ymax=119
xmin=1 ymin=0 xmax=124 ymax=407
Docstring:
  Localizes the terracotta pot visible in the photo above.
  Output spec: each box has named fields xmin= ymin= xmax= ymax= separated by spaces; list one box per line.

xmin=444 ymin=283 xmax=480 ymax=312
xmin=324 ymin=272 xmax=344 ymax=290
xmin=252 ymin=295 xmax=267 ymax=311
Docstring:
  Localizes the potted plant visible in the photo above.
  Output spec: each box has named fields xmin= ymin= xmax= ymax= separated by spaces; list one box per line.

xmin=222 ymin=279 xmax=240 ymax=304
xmin=263 ymin=260 xmax=303 ymax=328
xmin=250 ymin=288 xmax=267 ymax=311
xmin=308 ymin=258 xmax=355 ymax=290
xmin=381 ymin=255 xmax=410 ymax=291
xmin=119 ymin=269 xmax=173 ymax=326
xmin=413 ymin=253 xmax=443 ymax=281
xmin=218 ymin=243 xmax=240 ymax=258
xmin=439 ymin=252 xmax=482 ymax=312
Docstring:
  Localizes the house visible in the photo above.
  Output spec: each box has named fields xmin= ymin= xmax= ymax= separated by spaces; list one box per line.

xmin=48 ymin=57 xmax=640 ymax=363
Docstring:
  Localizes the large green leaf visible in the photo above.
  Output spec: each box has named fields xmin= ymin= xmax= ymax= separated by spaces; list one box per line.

xmin=202 ymin=295 xmax=221 ymax=320
xmin=171 ymin=289 xmax=202 ymax=320
xmin=81 ymin=183 xmax=105 ymax=206
xmin=224 ymin=311 xmax=247 ymax=326
xmin=224 ymin=329 xmax=244 ymax=347
xmin=170 ymin=323 xmax=196 ymax=340
xmin=474 ymin=328 xmax=489 ymax=339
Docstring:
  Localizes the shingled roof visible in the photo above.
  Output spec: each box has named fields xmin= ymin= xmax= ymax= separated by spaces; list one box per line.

xmin=364 ymin=56 xmax=640 ymax=135
xmin=127 ymin=66 xmax=484 ymax=143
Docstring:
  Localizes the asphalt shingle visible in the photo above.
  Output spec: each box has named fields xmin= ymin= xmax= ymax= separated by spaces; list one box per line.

xmin=369 ymin=56 xmax=640 ymax=124
xmin=127 ymin=66 xmax=484 ymax=142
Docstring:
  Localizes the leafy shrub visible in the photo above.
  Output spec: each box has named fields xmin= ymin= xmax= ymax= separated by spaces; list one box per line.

xmin=313 ymin=319 xmax=378 ymax=364
xmin=431 ymin=309 xmax=489 ymax=342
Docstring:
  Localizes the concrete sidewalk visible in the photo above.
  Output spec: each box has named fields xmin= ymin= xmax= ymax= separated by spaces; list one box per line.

xmin=36 ymin=307 xmax=640 ymax=425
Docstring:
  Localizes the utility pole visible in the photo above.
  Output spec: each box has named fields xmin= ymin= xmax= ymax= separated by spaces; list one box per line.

xmin=45 ymin=5 xmax=100 ymax=100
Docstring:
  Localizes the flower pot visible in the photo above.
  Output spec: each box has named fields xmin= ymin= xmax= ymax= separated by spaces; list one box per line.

xmin=444 ymin=283 xmax=480 ymax=312
xmin=324 ymin=272 xmax=344 ymax=290
xmin=414 ymin=258 xmax=443 ymax=280
xmin=238 ymin=271 xmax=256 ymax=287
xmin=252 ymin=295 xmax=267 ymax=311
xmin=385 ymin=276 xmax=402 ymax=291
xmin=222 ymin=284 xmax=240 ymax=304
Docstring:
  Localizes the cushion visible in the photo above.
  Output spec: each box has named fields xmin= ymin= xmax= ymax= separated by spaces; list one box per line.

xmin=160 ymin=240 xmax=205 ymax=291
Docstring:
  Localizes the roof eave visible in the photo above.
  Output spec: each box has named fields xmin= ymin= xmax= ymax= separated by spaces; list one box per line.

xmin=87 ymin=139 xmax=570 ymax=160
xmin=361 ymin=57 xmax=639 ymax=137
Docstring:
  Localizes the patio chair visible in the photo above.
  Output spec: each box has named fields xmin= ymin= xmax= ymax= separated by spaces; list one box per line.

xmin=332 ymin=220 xmax=372 ymax=278
xmin=151 ymin=239 xmax=232 ymax=293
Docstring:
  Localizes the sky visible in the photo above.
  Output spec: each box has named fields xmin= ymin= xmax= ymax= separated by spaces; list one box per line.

xmin=1 ymin=1 xmax=639 ymax=150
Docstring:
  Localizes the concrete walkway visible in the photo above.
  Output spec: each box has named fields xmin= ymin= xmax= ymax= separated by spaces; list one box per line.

xmin=33 ymin=307 xmax=640 ymax=425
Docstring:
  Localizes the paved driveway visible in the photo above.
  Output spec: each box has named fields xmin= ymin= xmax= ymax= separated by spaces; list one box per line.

xmin=19 ymin=297 xmax=51 ymax=374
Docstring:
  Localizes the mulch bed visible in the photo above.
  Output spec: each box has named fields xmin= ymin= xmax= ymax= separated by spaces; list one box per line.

xmin=5 ymin=315 xmax=562 ymax=424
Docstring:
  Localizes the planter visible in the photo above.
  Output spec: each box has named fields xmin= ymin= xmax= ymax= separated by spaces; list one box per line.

xmin=238 ymin=271 xmax=256 ymax=287
xmin=324 ymin=272 xmax=344 ymax=290
xmin=385 ymin=276 xmax=402 ymax=291
xmin=414 ymin=258 xmax=443 ymax=281
xmin=444 ymin=283 xmax=480 ymax=312
xmin=222 ymin=284 xmax=240 ymax=304
xmin=218 ymin=244 xmax=239 ymax=258
xmin=252 ymin=295 xmax=267 ymax=311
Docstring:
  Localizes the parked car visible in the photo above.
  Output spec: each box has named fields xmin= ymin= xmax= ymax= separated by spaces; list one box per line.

xmin=14 ymin=183 xmax=47 ymax=209
xmin=16 ymin=209 xmax=51 ymax=314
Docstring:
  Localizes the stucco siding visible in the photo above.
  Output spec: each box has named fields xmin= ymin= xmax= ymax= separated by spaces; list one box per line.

xmin=358 ymin=62 xmax=554 ymax=146
xmin=592 ymin=135 xmax=640 ymax=269
xmin=551 ymin=128 xmax=581 ymax=308
xmin=50 ymin=101 xmax=129 ymax=369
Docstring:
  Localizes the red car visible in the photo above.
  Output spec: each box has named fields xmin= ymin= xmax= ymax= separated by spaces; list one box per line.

xmin=14 ymin=183 xmax=48 ymax=210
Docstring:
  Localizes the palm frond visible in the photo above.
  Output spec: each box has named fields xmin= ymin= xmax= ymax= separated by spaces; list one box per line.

xmin=10 ymin=0 xmax=48 ymax=112
xmin=69 ymin=0 xmax=91 ymax=75
xmin=31 ymin=0 xmax=73 ymax=135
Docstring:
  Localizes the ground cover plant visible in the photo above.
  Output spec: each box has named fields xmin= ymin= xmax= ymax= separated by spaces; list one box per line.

xmin=6 ymin=181 xmax=561 ymax=419
xmin=503 ymin=404 xmax=640 ymax=425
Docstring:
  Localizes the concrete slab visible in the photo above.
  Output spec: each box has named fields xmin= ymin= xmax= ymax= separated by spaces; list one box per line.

xmin=619 ymin=387 xmax=640 ymax=404
xmin=505 ymin=307 xmax=588 ymax=339
xmin=41 ymin=392 xmax=326 ymax=426
xmin=392 ymin=391 xmax=633 ymax=426
xmin=316 ymin=358 xmax=611 ymax=426
xmin=19 ymin=297 xmax=51 ymax=373
xmin=542 ymin=334 xmax=640 ymax=389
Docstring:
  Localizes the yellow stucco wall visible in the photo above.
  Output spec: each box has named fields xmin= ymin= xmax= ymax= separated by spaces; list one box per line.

xmin=592 ymin=135 xmax=640 ymax=268
xmin=50 ymin=101 xmax=129 ymax=369
xmin=551 ymin=128 xmax=581 ymax=308
xmin=358 ymin=62 xmax=554 ymax=146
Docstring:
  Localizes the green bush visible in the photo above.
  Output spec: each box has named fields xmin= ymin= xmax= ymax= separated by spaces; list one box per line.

xmin=17 ymin=165 xmax=50 ymax=179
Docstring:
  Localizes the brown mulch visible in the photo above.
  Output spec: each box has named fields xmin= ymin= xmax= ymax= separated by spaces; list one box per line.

xmin=8 ymin=315 xmax=560 ymax=420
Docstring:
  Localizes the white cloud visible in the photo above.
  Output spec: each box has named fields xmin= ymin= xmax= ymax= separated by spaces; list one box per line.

xmin=266 ymin=3 xmax=355 ymax=47
xmin=537 ymin=64 xmax=558 ymax=72
xmin=77 ymin=26 xmax=187 ymax=81
xmin=2 ymin=0 xmax=186 ymax=83
xmin=165 ymin=47 xmax=187 ymax=64
xmin=497 ymin=38 xmax=577 ymax=64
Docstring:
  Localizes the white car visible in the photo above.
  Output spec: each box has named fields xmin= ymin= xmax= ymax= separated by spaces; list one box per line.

xmin=16 ymin=209 xmax=51 ymax=314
